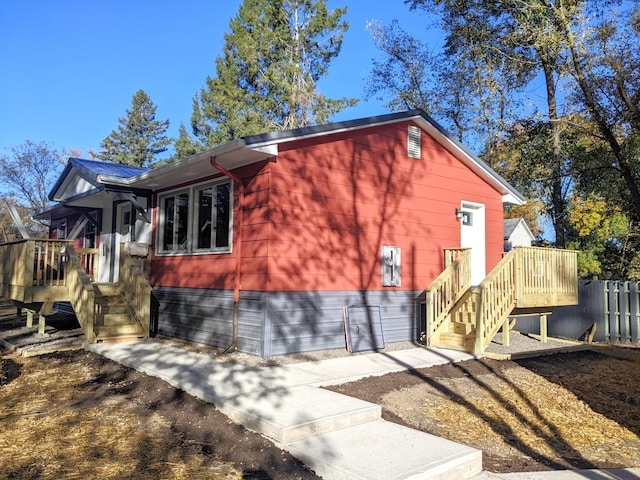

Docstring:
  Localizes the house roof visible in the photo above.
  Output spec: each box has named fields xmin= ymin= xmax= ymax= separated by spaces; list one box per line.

xmin=49 ymin=110 xmax=525 ymax=206
xmin=504 ymin=218 xmax=535 ymax=240
xmin=48 ymin=158 xmax=149 ymax=199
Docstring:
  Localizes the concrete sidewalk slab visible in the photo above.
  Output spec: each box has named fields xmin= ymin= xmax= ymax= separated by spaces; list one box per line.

xmin=288 ymin=347 xmax=477 ymax=387
xmin=473 ymin=468 xmax=640 ymax=479
xmin=288 ymin=419 xmax=482 ymax=480
xmin=217 ymin=385 xmax=381 ymax=445
xmin=86 ymin=342 xmax=330 ymax=399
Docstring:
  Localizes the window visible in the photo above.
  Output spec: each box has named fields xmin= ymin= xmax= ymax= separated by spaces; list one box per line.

xmin=84 ymin=221 xmax=96 ymax=248
xmin=158 ymin=180 xmax=232 ymax=254
xmin=56 ymin=220 xmax=67 ymax=240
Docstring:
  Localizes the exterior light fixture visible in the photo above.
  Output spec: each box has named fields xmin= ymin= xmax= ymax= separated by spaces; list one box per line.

xmin=455 ymin=208 xmax=463 ymax=220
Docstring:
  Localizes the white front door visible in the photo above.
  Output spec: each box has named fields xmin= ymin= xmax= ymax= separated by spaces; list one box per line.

xmin=460 ymin=202 xmax=486 ymax=285
xmin=111 ymin=202 xmax=133 ymax=282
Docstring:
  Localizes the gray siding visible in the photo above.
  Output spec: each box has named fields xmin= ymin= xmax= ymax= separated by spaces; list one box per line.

xmin=154 ymin=286 xmax=423 ymax=358
xmin=265 ymin=290 xmax=422 ymax=357
xmin=154 ymin=287 xmax=264 ymax=356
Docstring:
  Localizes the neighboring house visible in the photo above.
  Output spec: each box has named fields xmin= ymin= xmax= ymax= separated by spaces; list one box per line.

xmin=503 ymin=218 xmax=535 ymax=251
xmin=4 ymin=110 xmax=576 ymax=358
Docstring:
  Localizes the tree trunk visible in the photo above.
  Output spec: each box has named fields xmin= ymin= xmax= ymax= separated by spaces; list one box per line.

xmin=542 ymin=61 xmax=567 ymax=248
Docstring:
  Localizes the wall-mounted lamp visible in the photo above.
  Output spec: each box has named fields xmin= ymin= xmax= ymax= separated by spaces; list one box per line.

xmin=455 ymin=208 xmax=463 ymax=220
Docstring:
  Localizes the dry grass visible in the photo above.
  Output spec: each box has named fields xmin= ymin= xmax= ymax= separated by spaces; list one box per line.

xmin=378 ymin=349 xmax=640 ymax=471
xmin=0 ymin=353 xmax=241 ymax=480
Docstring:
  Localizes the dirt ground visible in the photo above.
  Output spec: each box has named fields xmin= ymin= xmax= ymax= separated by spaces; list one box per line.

xmin=0 ymin=348 xmax=320 ymax=480
xmin=328 ymin=346 xmax=640 ymax=473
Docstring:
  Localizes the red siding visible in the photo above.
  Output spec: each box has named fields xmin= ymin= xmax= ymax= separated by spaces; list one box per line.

xmin=150 ymin=122 xmax=506 ymax=293
xmin=150 ymin=162 xmax=271 ymax=291
xmin=266 ymin=121 xmax=504 ymax=292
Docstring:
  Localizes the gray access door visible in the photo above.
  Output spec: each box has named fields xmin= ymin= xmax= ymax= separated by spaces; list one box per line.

xmin=345 ymin=305 xmax=385 ymax=353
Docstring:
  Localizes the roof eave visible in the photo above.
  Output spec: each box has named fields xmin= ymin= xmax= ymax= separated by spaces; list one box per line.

xmin=97 ymin=139 xmax=278 ymax=190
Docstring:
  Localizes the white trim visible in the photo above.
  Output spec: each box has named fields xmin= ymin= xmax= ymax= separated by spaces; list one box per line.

xmin=156 ymin=178 xmax=233 ymax=256
xmin=460 ymin=201 xmax=486 ymax=285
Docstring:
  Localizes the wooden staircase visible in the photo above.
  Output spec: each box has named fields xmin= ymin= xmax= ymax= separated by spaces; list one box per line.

xmin=424 ymin=247 xmax=578 ymax=355
xmin=0 ymin=239 xmax=152 ymax=344
xmin=93 ymin=283 xmax=145 ymax=342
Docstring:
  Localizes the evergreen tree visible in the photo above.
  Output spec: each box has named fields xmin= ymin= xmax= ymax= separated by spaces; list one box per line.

xmin=187 ymin=0 xmax=356 ymax=148
xmin=97 ymin=90 xmax=171 ymax=167
xmin=173 ymin=123 xmax=201 ymax=160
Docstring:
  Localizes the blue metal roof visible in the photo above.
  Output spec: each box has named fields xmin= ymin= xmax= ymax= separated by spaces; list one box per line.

xmin=47 ymin=158 xmax=150 ymax=201
xmin=69 ymin=158 xmax=148 ymax=179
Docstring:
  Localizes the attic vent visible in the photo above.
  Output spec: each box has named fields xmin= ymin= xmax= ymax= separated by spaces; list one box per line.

xmin=408 ymin=125 xmax=421 ymax=158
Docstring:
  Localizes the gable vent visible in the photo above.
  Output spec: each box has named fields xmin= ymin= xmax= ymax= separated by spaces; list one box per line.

xmin=407 ymin=125 xmax=421 ymax=158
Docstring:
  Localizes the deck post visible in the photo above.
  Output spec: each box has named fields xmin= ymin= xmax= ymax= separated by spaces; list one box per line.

xmin=502 ymin=317 xmax=511 ymax=347
xmin=540 ymin=313 xmax=548 ymax=343
xmin=26 ymin=310 xmax=33 ymax=328
xmin=38 ymin=314 xmax=45 ymax=335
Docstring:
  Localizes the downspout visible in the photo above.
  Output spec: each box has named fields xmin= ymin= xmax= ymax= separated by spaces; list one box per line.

xmin=210 ymin=156 xmax=243 ymax=354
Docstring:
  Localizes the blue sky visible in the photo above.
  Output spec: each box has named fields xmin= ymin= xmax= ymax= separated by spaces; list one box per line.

xmin=0 ymin=0 xmax=438 ymax=159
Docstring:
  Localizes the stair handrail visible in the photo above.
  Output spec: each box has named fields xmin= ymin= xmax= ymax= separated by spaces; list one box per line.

xmin=118 ymin=243 xmax=152 ymax=337
xmin=425 ymin=249 xmax=471 ymax=344
xmin=65 ymin=244 xmax=96 ymax=343
xmin=474 ymin=249 xmax=518 ymax=354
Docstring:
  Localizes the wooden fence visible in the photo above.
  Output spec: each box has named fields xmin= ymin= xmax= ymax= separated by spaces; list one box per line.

xmin=515 ymin=279 xmax=640 ymax=345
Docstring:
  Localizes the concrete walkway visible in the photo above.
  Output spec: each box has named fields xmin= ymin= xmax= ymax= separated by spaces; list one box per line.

xmin=85 ymin=342 xmax=640 ymax=480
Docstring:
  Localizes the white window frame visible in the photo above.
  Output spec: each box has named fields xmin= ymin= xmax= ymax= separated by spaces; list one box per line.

xmin=156 ymin=178 xmax=233 ymax=255
xmin=56 ymin=220 xmax=67 ymax=240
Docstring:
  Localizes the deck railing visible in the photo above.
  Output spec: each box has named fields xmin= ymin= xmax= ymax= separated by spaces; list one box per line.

xmin=424 ymin=249 xmax=471 ymax=344
xmin=0 ymin=239 xmax=70 ymax=303
xmin=65 ymin=244 xmax=96 ymax=342
xmin=515 ymin=247 xmax=578 ymax=307
xmin=118 ymin=243 xmax=152 ymax=337
xmin=425 ymin=246 xmax=579 ymax=354
xmin=474 ymin=250 xmax=518 ymax=353
xmin=75 ymin=248 xmax=99 ymax=282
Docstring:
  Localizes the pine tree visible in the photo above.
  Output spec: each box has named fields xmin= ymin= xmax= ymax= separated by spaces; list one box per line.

xmin=97 ymin=90 xmax=171 ymax=167
xmin=187 ymin=0 xmax=356 ymax=148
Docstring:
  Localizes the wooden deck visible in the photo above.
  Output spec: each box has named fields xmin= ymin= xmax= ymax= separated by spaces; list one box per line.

xmin=424 ymin=246 xmax=579 ymax=354
xmin=0 ymin=239 xmax=151 ymax=343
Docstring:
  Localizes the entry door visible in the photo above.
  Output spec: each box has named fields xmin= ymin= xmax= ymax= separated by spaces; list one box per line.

xmin=112 ymin=202 xmax=133 ymax=282
xmin=460 ymin=202 xmax=486 ymax=285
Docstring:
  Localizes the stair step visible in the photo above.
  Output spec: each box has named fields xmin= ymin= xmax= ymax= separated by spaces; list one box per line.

xmin=97 ymin=313 xmax=133 ymax=326
xmin=96 ymin=335 xmax=143 ymax=344
xmin=450 ymin=322 xmax=474 ymax=335
xmin=93 ymin=283 xmax=121 ymax=296
xmin=96 ymin=324 xmax=143 ymax=336
xmin=287 ymin=420 xmax=482 ymax=480
xmin=95 ymin=295 xmax=126 ymax=306
xmin=95 ymin=303 xmax=129 ymax=315
xmin=437 ymin=332 xmax=476 ymax=352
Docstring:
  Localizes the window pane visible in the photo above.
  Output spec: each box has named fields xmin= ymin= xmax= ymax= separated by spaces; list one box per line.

xmin=197 ymin=188 xmax=213 ymax=249
xmin=215 ymin=183 xmax=231 ymax=248
xmin=162 ymin=196 xmax=175 ymax=251
xmin=175 ymin=193 xmax=189 ymax=251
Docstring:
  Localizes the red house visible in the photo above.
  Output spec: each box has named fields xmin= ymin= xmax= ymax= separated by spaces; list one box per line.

xmin=24 ymin=110 xmax=576 ymax=358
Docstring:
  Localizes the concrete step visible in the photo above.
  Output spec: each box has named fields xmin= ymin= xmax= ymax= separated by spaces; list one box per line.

xmin=217 ymin=385 xmax=382 ymax=445
xmin=287 ymin=420 xmax=482 ymax=480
